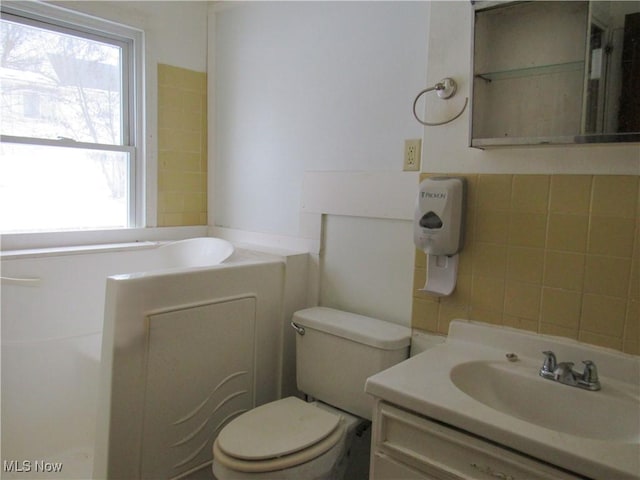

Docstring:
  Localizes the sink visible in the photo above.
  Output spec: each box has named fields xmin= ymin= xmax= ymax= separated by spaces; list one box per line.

xmin=366 ymin=320 xmax=640 ymax=479
xmin=450 ymin=360 xmax=640 ymax=442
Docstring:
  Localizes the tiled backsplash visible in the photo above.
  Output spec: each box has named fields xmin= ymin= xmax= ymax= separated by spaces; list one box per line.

xmin=157 ymin=64 xmax=207 ymax=226
xmin=412 ymin=173 xmax=639 ymax=355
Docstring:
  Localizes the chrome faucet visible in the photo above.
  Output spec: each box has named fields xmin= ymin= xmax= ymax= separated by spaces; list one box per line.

xmin=539 ymin=351 xmax=601 ymax=391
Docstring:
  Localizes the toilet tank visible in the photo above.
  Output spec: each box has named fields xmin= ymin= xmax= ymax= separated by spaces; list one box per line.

xmin=293 ymin=307 xmax=411 ymax=420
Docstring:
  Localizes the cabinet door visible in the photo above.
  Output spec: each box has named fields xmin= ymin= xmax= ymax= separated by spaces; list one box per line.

xmin=142 ymin=298 xmax=256 ymax=478
xmin=472 ymin=1 xmax=588 ymax=144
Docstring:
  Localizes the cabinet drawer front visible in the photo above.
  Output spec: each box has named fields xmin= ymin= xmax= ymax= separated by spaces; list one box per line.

xmin=377 ymin=403 xmax=583 ymax=480
xmin=373 ymin=452 xmax=432 ymax=480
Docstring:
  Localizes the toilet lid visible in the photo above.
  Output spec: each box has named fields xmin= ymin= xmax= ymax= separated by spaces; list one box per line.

xmin=216 ymin=397 xmax=341 ymax=460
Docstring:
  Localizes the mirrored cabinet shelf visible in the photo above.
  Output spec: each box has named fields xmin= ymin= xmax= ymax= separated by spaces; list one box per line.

xmin=475 ymin=61 xmax=585 ymax=82
xmin=471 ymin=1 xmax=640 ymax=148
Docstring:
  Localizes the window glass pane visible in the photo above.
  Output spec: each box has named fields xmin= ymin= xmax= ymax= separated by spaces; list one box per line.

xmin=0 ymin=17 xmax=123 ymax=144
xmin=0 ymin=143 xmax=129 ymax=232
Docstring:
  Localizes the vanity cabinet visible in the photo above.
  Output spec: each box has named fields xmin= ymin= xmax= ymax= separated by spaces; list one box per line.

xmin=370 ymin=401 xmax=584 ymax=480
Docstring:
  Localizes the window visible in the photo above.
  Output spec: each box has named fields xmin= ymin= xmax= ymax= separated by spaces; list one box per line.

xmin=0 ymin=3 xmax=142 ymax=233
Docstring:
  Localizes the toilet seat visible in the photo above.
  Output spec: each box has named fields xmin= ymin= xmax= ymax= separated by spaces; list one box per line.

xmin=213 ymin=397 xmax=345 ymax=473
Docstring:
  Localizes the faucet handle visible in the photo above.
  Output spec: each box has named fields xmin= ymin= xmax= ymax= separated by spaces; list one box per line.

xmin=541 ymin=351 xmax=557 ymax=374
xmin=581 ymin=360 xmax=599 ymax=384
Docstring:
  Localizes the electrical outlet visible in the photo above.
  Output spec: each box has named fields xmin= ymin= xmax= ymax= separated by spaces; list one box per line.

xmin=403 ymin=139 xmax=421 ymax=171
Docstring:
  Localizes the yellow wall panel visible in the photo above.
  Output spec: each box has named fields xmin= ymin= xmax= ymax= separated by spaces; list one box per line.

xmin=412 ymin=173 xmax=640 ymax=354
xmin=157 ymin=64 xmax=207 ymax=227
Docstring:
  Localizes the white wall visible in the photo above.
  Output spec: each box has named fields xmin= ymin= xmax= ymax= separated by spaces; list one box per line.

xmin=53 ymin=1 xmax=208 ymax=70
xmin=210 ymin=1 xmax=429 ymax=237
xmin=422 ymin=1 xmax=640 ymax=174
xmin=209 ymin=2 xmax=430 ymax=325
xmin=321 ymin=215 xmax=414 ymax=326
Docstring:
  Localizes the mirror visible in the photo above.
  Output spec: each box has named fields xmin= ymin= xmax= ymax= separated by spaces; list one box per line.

xmin=585 ymin=1 xmax=640 ymax=137
xmin=471 ymin=1 xmax=640 ymax=148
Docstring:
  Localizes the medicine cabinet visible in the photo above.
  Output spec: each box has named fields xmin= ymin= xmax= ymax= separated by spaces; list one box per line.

xmin=471 ymin=1 xmax=640 ymax=148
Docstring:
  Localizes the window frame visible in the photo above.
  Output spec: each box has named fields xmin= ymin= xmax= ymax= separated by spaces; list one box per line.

xmin=0 ymin=1 xmax=145 ymax=233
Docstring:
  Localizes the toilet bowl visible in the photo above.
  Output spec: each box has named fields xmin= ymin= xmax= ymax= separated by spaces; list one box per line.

xmin=211 ymin=307 xmax=411 ymax=480
xmin=212 ymin=397 xmax=361 ymax=480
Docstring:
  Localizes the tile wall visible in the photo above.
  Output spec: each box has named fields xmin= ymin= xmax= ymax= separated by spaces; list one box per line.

xmin=157 ymin=64 xmax=207 ymax=226
xmin=412 ymin=173 xmax=639 ymax=355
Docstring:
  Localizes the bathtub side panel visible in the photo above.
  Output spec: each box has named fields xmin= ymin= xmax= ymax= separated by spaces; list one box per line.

xmin=96 ymin=260 xmax=285 ymax=479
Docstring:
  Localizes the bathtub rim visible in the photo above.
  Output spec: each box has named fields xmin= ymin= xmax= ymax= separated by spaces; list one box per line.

xmin=0 ymin=226 xmax=208 ymax=257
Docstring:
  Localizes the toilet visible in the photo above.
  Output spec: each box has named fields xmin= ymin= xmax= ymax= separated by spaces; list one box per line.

xmin=212 ymin=307 xmax=411 ymax=480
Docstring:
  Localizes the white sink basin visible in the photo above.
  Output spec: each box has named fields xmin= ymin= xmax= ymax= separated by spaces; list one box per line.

xmin=365 ymin=320 xmax=640 ymax=479
xmin=450 ymin=360 xmax=640 ymax=442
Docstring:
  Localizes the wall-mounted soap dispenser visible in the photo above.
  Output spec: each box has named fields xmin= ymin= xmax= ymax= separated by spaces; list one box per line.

xmin=414 ymin=177 xmax=466 ymax=296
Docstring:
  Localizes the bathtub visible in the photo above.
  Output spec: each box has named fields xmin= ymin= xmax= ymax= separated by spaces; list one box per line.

xmin=1 ymin=238 xmax=306 ymax=479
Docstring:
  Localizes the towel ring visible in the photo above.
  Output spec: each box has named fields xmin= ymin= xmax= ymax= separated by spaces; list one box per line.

xmin=412 ymin=77 xmax=468 ymax=127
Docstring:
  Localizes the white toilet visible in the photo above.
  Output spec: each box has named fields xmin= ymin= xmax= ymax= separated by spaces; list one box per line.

xmin=212 ymin=307 xmax=411 ymax=480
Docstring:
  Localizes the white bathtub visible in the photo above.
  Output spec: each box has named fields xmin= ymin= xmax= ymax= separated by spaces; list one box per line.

xmin=0 ymin=237 xmax=294 ymax=479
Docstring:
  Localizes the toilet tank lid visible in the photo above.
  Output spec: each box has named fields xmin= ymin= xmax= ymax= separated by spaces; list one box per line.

xmin=293 ymin=307 xmax=411 ymax=350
